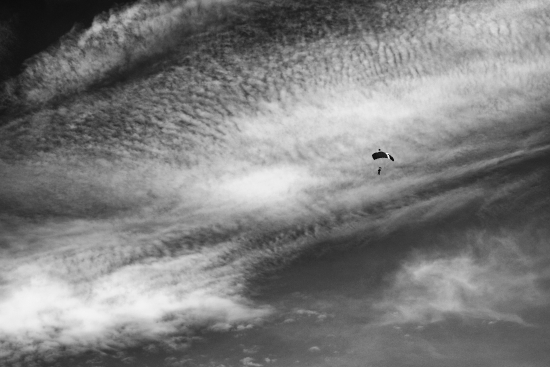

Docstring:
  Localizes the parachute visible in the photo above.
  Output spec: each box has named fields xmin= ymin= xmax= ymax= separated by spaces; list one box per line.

xmin=372 ymin=149 xmax=394 ymax=161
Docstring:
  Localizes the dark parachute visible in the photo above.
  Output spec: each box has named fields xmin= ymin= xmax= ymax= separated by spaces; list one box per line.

xmin=372 ymin=149 xmax=394 ymax=161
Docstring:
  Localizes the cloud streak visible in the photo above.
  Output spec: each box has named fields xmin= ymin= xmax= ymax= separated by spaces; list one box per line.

xmin=2 ymin=0 xmax=243 ymax=108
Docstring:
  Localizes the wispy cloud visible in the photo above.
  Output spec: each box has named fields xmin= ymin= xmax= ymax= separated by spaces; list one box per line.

xmin=0 ymin=229 xmax=272 ymax=362
xmin=375 ymin=232 xmax=550 ymax=326
xmin=3 ymin=0 xmax=241 ymax=107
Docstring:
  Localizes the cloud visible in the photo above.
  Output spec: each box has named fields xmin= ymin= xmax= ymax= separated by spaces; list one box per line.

xmin=4 ymin=0 xmax=240 ymax=107
xmin=0 ymin=223 xmax=272 ymax=364
xmin=0 ymin=276 xmax=270 ymax=362
xmin=375 ymin=232 xmax=550 ymax=326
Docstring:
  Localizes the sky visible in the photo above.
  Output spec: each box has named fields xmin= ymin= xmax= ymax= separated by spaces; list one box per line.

xmin=1 ymin=0 xmax=550 ymax=366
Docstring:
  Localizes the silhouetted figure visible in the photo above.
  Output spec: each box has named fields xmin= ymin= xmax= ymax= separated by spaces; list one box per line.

xmin=372 ymin=149 xmax=394 ymax=175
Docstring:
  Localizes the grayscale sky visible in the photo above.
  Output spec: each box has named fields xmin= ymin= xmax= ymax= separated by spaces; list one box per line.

xmin=1 ymin=0 xmax=550 ymax=366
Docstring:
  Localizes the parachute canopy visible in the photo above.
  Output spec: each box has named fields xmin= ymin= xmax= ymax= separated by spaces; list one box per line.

xmin=372 ymin=150 xmax=394 ymax=161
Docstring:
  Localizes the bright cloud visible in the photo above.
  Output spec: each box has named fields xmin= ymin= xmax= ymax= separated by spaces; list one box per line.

xmin=217 ymin=166 xmax=314 ymax=207
xmin=0 ymin=226 xmax=272 ymax=362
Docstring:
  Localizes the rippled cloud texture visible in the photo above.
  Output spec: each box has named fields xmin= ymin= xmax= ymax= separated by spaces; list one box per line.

xmin=1 ymin=0 xmax=550 ymax=365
